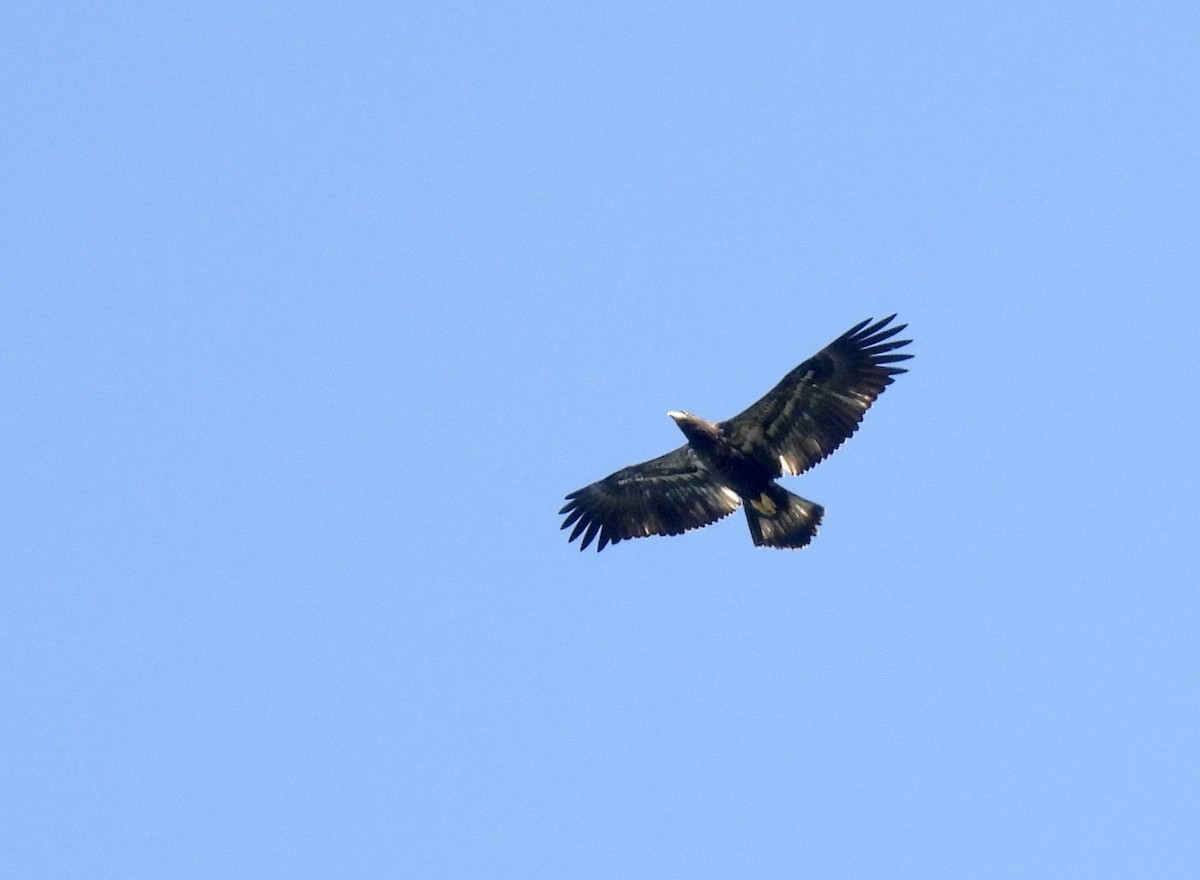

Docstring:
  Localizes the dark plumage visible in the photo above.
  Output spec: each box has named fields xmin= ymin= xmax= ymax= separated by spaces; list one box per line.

xmin=559 ymin=315 xmax=913 ymax=551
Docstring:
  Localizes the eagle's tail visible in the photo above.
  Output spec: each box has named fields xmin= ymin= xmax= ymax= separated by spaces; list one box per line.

xmin=744 ymin=485 xmax=824 ymax=550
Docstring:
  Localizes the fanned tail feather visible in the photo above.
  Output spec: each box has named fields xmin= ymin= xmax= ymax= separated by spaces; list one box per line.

xmin=743 ymin=485 xmax=824 ymax=550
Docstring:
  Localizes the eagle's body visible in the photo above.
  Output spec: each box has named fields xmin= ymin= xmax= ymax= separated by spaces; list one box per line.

xmin=559 ymin=315 xmax=913 ymax=551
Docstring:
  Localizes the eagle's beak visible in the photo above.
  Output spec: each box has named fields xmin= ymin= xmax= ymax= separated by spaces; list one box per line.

xmin=667 ymin=410 xmax=686 ymax=422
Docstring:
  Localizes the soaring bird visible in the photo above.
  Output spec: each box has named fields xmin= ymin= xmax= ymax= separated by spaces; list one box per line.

xmin=559 ymin=315 xmax=912 ymax=551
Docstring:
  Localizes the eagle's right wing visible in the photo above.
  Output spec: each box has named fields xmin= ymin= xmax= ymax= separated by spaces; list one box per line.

xmin=559 ymin=445 xmax=742 ymax=551
xmin=721 ymin=315 xmax=912 ymax=477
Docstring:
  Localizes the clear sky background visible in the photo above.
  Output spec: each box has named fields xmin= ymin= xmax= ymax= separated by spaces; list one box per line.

xmin=4 ymin=2 xmax=1198 ymax=877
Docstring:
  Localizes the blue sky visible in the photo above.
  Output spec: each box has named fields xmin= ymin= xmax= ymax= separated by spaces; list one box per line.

xmin=4 ymin=1 xmax=1198 ymax=877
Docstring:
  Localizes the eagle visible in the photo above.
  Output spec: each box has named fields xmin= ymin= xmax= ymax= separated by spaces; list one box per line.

xmin=559 ymin=315 xmax=912 ymax=551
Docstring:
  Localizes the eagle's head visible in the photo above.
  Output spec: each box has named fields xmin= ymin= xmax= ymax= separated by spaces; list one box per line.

xmin=667 ymin=410 xmax=719 ymax=444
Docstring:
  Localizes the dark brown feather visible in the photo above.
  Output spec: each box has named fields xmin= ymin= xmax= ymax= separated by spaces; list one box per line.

xmin=720 ymin=315 xmax=912 ymax=478
xmin=559 ymin=446 xmax=741 ymax=551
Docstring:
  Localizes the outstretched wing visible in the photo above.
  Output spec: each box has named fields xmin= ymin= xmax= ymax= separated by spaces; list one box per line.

xmin=559 ymin=445 xmax=742 ymax=551
xmin=721 ymin=315 xmax=913 ymax=477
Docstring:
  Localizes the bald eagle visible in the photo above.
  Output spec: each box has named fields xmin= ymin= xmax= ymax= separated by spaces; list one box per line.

xmin=559 ymin=315 xmax=912 ymax=551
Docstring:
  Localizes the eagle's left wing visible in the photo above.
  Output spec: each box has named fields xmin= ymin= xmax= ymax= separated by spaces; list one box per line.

xmin=721 ymin=315 xmax=912 ymax=477
xmin=560 ymin=445 xmax=742 ymax=551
